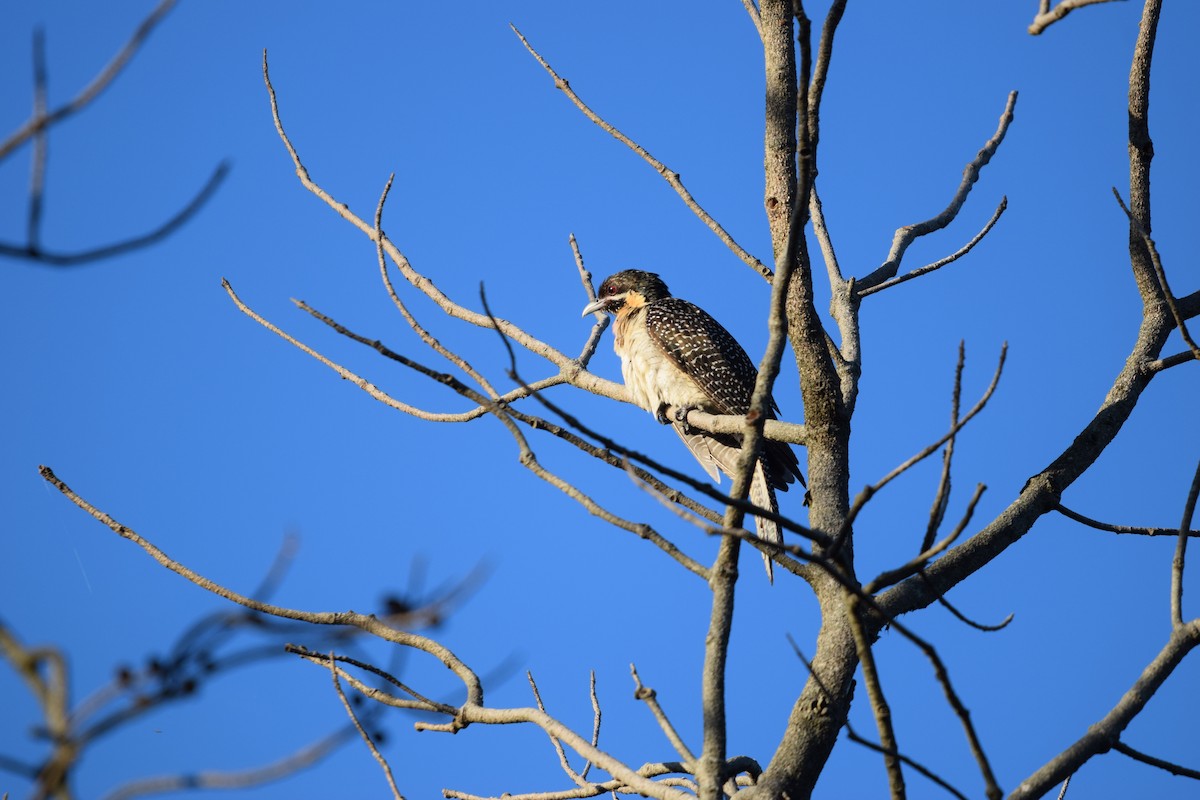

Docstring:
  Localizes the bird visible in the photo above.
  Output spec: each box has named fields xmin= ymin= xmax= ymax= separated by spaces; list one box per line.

xmin=581 ymin=269 xmax=804 ymax=581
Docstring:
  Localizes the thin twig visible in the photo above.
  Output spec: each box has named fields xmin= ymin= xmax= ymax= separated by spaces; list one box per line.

xmin=845 ymin=593 xmax=905 ymax=798
xmin=373 ymin=175 xmax=501 ymax=399
xmin=37 ymin=465 xmax=484 ymax=706
xmin=569 ymin=234 xmax=608 ymax=370
xmin=1112 ymin=188 xmax=1200 ymax=360
xmin=580 ymin=671 xmax=601 ymax=781
xmin=830 ymin=344 xmax=1007 ymax=557
xmin=1172 ymin=459 xmax=1200 ymax=626
xmin=510 ymin=25 xmax=771 ymax=281
xmin=924 ymin=342 xmax=966 ymax=552
xmin=287 ymin=647 xmax=456 ymax=715
xmin=787 ymin=637 xmax=969 ymax=800
xmin=528 ymin=672 xmax=586 ymax=785
xmin=1112 ymin=740 xmax=1200 ymax=780
xmin=1029 ymin=0 xmax=1127 ymax=35
xmin=742 ymin=0 xmax=763 ymax=37
xmin=866 ymin=484 xmax=986 ymax=594
xmin=290 ymin=297 xmax=713 ymax=575
xmin=857 ymin=197 xmax=1007 ymax=297
xmin=859 ymin=93 xmax=1017 ymax=292
xmin=1055 ymin=503 xmax=1200 ymax=538
xmin=631 ymin=665 xmax=696 ymax=768
xmin=326 ymin=653 xmax=404 ymax=800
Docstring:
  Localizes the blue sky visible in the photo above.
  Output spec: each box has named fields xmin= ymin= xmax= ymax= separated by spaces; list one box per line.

xmin=2 ymin=2 xmax=1198 ymax=798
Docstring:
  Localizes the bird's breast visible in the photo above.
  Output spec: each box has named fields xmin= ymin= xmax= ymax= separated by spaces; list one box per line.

xmin=614 ymin=310 xmax=712 ymax=415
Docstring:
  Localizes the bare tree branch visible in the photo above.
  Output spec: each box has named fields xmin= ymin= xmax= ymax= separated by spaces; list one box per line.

xmin=857 ymin=197 xmax=1007 ymax=298
xmin=631 ymin=665 xmax=697 ymax=768
xmin=326 ymin=654 xmax=405 ymax=800
xmin=1055 ymin=503 xmax=1200 ymax=538
xmin=741 ymin=0 xmax=763 ymax=38
xmin=858 ymin=93 xmax=1017 ymax=293
xmin=1172 ymin=460 xmax=1200 ymax=626
xmin=1011 ymin=621 xmax=1200 ymax=799
xmin=1112 ymin=740 xmax=1200 ymax=781
xmin=1029 ymin=0 xmax=1128 ymax=36
xmin=845 ymin=593 xmax=906 ymax=798
xmin=1112 ymin=188 xmax=1200 ymax=361
xmin=830 ymin=345 xmax=1007 ymax=558
xmin=510 ymin=25 xmax=771 ymax=282
xmin=528 ymin=671 xmax=588 ymax=786
xmin=36 ymin=465 xmax=484 ymax=706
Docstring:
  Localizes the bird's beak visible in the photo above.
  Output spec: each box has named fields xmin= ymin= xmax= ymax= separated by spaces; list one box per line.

xmin=581 ymin=297 xmax=609 ymax=317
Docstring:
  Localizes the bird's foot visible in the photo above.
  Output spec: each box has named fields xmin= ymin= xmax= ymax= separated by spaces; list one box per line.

xmin=654 ymin=403 xmax=672 ymax=425
xmin=674 ymin=405 xmax=700 ymax=434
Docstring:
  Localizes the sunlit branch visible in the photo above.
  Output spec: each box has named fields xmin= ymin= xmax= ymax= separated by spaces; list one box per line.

xmin=510 ymin=25 xmax=771 ymax=282
xmin=857 ymin=198 xmax=1007 ymax=297
xmin=631 ymin=664 xmax=697 ymax=768
xmin=859 ymin=93 xmax=1017 ymax=293
xmin=36 ymin=465 xmax=484 ymax=705
xmin=528 ymin=671 xmax=588 ymax=786
xmin=1029 ymin=0 xmax=1128 ymax=36
xmin=326 ymin=654 xmax=404 ymax=800
xmin=1011 ymin=621 xmax=1200 ymax=799
xmin=829 ymin=344 xmax=1007 ymax=557
xmin=1112 ymin=188 xmax=1200 ymax=360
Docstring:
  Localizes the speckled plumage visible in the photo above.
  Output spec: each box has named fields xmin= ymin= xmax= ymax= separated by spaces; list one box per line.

xmin=583 ymin=270 xmax=804 ymax=581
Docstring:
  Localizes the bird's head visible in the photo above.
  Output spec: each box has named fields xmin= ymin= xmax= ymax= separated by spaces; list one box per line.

xmin=581 ymin=270 xmax=671 ymax=317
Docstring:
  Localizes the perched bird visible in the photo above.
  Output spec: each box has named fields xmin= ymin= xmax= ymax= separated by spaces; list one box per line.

xmin=582 ymin=269 xmax=804 ymax=581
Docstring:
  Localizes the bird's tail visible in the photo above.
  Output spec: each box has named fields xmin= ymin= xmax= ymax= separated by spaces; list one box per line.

xmin=750 ymin=461 xmax=782 ymax=583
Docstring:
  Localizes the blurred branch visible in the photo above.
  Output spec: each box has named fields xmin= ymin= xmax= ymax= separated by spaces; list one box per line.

xmin=0 ymin=0 xmax=177 ymax=161
xmin=37 ymin=464 xmax=484 ymax=705
xmin=27 ymin=28 xmax=48 ymax=252
xmin=1 ymin=1 xmax=228 ymax=267
xmin=100 ymin=728 xmax=356 ymax=800
xmin=0 ymin=161 xmax=229 ymax=267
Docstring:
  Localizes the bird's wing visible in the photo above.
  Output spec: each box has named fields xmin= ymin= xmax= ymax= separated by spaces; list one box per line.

xmin=647 ymin=298 xmax=803 ymax=490
xmin=645 ymin=298 xmax=759 ymax=415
